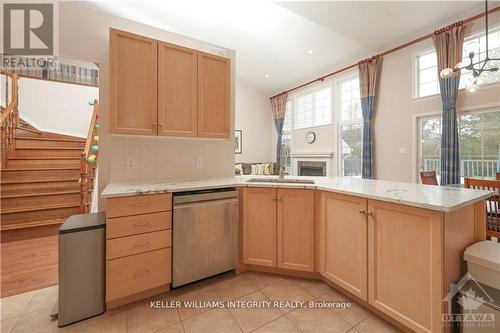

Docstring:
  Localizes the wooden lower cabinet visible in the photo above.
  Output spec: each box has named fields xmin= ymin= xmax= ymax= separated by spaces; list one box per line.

xmin=242 ymin=187 xmax=315 ymax=271
xmin=105 ymin=194 xmax=172 ymax=307
xmin=242 ymin=187 xmax=277 ymax=267
xmin=277 ymin=189 xmax=315 ymax=272
xmin=318 ymin=191 xmax=368 ymax=300
xmin=106 ymin=248 xmax=171 ymax=302
xmin=367 ymin=199 xmax=443 ymax=333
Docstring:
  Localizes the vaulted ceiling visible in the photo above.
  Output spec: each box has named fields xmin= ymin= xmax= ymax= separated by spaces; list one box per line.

xmin=84 ymin=1 xmax=489 ymax=94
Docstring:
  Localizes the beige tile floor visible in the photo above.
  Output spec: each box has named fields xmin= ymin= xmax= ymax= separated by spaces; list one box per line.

xmin=1 ymin=271 xmax=402 ymax=333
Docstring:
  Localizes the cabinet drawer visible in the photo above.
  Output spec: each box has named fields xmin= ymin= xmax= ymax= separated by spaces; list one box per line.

xmin=107 ymin=230 xmax=171 ymax=260
xmin=106 ymin=248 xmax=171 ymax=302
xmin=107 ymin=194 xmax=172 ymax=218
xmin=107 ymin=211 xmax=171 ymax=239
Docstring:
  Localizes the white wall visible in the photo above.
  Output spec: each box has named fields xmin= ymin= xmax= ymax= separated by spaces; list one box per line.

xmin=235 ymin=80 xmax=273 ymax=163
xmin=58 ymin=3 xmax=236 ymax=206
xmin=18 ymin=78 xmax=98 ymax=138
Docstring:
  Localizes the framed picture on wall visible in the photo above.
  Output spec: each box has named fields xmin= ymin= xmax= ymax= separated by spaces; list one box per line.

xmin=235 ymin=130 xmax=242 ymax=154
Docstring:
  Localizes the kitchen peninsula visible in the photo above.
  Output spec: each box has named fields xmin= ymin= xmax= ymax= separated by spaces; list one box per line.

xmin=101 ymin=176 xmax=492 ymax=332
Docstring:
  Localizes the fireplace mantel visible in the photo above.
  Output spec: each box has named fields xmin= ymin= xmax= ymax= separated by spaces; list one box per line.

xmin=291 ymin=152 xmax=334 ymax=158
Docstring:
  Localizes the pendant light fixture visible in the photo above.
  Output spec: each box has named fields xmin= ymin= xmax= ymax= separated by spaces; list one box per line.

xmin=440 ymin=0 xmax=500 ymax=94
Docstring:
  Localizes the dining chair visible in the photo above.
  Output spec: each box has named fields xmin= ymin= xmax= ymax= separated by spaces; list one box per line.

xmin=420 ymin=171 xmax=439 ymax=185
xmin=464 ymin=177 xmax=500 ymax=241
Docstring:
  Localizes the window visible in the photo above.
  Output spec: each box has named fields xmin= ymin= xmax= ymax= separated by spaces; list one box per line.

xmin=338 ymin=77 xmax=362 ymax=177
xmin=294 ymin=87 xmax=331 ymax=129
xmin=418 ymin=110 xmax=500 ymax=180
xmin=415 ymin=27 xmax=500 ymax=98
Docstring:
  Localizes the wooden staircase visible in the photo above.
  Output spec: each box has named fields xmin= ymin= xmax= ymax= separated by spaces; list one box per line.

xmin=1 ymin=120 xmax=87 ymax=232
xmin=1 ymin=68 xmax=100 ymax=297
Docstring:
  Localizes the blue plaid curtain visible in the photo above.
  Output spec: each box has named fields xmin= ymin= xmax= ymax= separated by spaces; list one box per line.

xmin=433 ymin=24 xmax=464 ymax=185
xmin=271 ymin=94 xmax=288 ymax=165
xmin=359 ymin=56 xmax=382 ymax=179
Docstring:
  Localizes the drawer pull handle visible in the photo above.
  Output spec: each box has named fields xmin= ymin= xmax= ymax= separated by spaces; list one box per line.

xmin=359 ymin=209 xmax=366 ymax=215
xmin=367 ymin=210 xmax=374 ymax=217
xmin=132 ymin=241 xmax=150 ymax=248
xmin=133 ymin=203 xmax=150 ymax=208
xmin=133 ymin=222 xmax=151 ymax=228
xmin=133 ymin=270 xmax=150 ymax=278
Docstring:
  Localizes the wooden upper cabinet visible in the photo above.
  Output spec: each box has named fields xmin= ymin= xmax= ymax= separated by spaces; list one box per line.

xmin=158 ymin=42 xmax=198 ymax=137
xmin=277 ymin=189 xmax=315 ymax=272
xmin=242 ymin=187 xmax=277 ymax=267
xmin=319 ymin=192 xmax=368 ymax=301
xmin=367 ymin=200 xmax=442 ymax=332
xmin=197 ymin=52 xmax=230 ymax=139
xmin=109 ymin=29 xmax=158 ymax=135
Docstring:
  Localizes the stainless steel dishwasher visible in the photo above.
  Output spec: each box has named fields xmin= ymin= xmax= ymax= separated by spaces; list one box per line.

xmin=172 ymin=187 xmax=238 ymax=287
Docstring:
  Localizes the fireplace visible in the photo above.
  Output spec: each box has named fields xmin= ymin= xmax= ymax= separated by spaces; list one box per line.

xmin=298 ymin=161 xmax=326 ymax=177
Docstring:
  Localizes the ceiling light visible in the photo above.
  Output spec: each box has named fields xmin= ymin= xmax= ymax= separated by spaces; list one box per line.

xmin=265 ymin=74 xmax=270 ymax=78
xmin=440 ymin=0 xmax=499 ymax=92
xmin=307 ymin=50 xmax=313 ymax=54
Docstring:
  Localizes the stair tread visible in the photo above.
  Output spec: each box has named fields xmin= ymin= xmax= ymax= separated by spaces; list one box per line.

xmin=0 ymin=218 xmax=67 ymax=231
xmin=1 ymin=202 xmax=81 ymax=214
xmin=15 ymin=147 xmax=83 ymax=150
xmin=16 ymin=136 xmax=85 ymax=142
xmin=0 ymin=190 xmax=87 ymax=199
xmin=16 ymin=126 xmax=42 ymax=134
xmin=2 ymin=167 xmax=80 ymax=171
xmin=8 ymin=157 xmax=81 ymax=160
xmin=1 ymin=178 xmax=84 ymax=185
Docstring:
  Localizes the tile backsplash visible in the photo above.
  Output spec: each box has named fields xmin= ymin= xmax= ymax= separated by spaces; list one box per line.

xmin=109 ymin=135 xmax=235 ymax=183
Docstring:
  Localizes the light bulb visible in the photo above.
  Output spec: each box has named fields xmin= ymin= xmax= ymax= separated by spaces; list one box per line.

xmin=440 ymin=68 xmax=454 ymax=79
xmin=464 ymin=41 xmax=480 ymax=58
xmin=474 ymin=75 xmax=486 ymax=86
xmin=465 ymin=84 xmax=479 ymax=95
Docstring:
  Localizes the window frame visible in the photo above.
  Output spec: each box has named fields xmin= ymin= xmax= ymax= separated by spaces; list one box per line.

xmin=413 ymin=24 xmax=500 ymax=99
xmin=335 ymin=74 xmax=363 ymax=177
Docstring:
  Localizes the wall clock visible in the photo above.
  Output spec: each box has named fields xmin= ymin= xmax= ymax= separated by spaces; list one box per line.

xmin=305 ymin=131 xmax=316 ymax=144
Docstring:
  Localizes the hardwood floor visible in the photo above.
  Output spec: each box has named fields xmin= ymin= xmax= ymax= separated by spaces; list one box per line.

xmin=1 ymin=229 xmax=58 ymax=297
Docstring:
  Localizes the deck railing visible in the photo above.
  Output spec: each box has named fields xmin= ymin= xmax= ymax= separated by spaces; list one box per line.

xmin=80 ymin=99 xmax=99 ymax=213
xmin=0 ymin=68 xmax=19 ymax=169
xmin=422 ymin=158 xmax=499 ymax=179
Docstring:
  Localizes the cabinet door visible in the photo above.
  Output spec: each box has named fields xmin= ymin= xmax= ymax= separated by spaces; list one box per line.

xmin=277 ymin=189 xmax=314 ymax=272
xmin=158 ymin=42 xmax=198 ymax=137
xmin=197 ymin=52 xmax=230 ymax=139
xmin=367 ymin=200 xmax=442 ymax=333
xmin=109 ymin=29 xmax=158 ymax=135
xmin=319 ymin=192 xmax=368 ymax=300
xmin=242 ymin=187 xmax=277 ymax=267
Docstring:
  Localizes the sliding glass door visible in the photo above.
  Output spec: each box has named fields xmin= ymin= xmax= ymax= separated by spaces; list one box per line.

xmin=418 ymin=109 xmax=500 ymax=181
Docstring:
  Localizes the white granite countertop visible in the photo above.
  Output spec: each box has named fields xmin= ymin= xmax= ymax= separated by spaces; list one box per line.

xmin=101 ymin=175 xmax=493 ymax=212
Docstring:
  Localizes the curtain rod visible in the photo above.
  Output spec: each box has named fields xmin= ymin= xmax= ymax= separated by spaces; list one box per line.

xmin=270 ymin=5 xmax=500 ymax=100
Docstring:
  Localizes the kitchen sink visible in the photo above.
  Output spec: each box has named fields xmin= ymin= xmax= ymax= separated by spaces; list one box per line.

xmin=246 ymin=178 xmax=315 ymax=184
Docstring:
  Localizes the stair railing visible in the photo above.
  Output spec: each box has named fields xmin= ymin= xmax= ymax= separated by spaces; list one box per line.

xmin=80 ymin=99 xmax=99 ymax=213
xmin=0 ymin=68 xmax=19 ymax=170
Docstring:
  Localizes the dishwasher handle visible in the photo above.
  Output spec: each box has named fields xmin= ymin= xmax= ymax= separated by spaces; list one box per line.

xmin=174 ymin=197 xmax=238 ymax=209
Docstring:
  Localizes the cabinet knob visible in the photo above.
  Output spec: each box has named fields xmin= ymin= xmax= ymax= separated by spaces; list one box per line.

xmin=367 ymin=210 xmax=374 ymax=217
xmin=278 ymin=196 xmax=282 ymax=202
xmin=152 ymin=121 xmax=157 ymax=127
xmin=359 ymin=208 xmax=366 ymax=215
xmin=158 ymin=122 xmax=163 ymax=127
